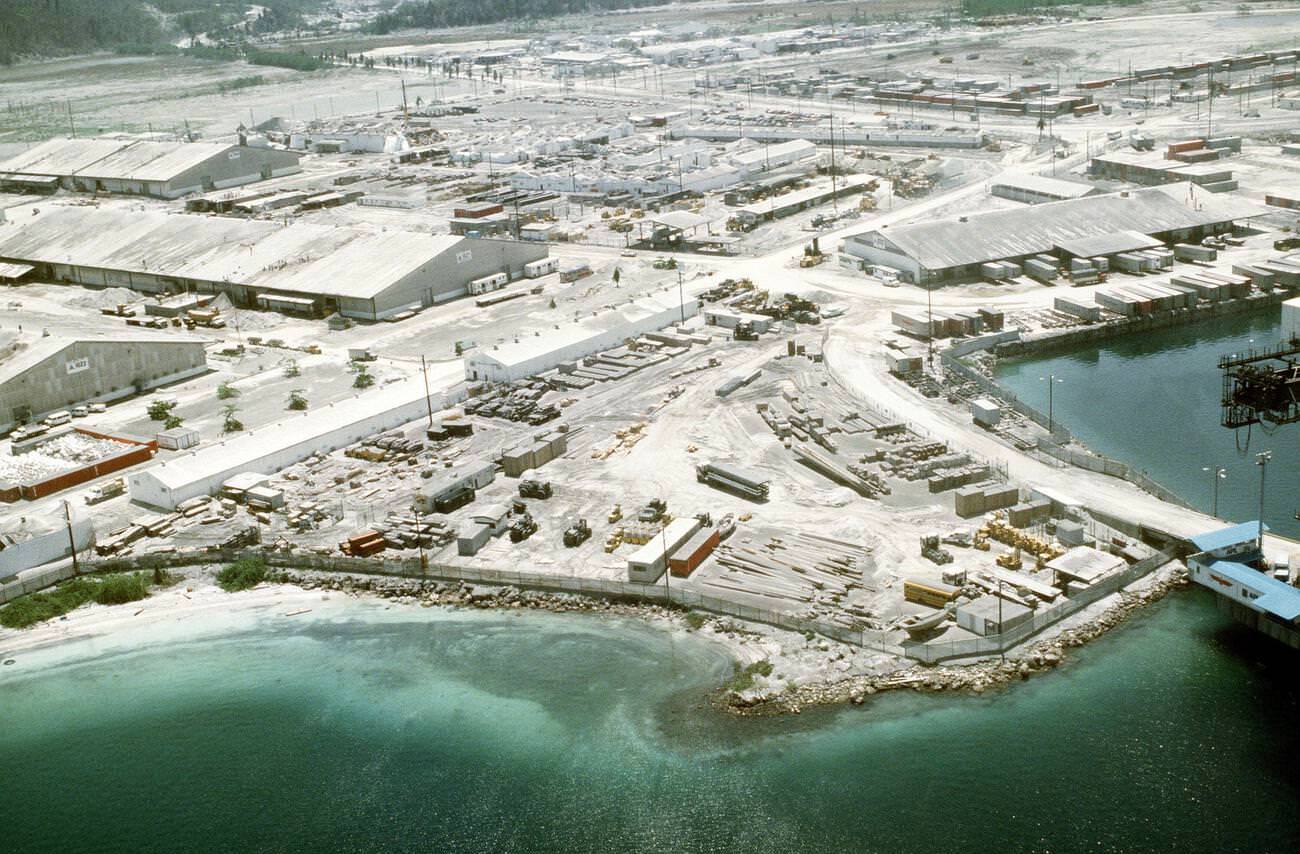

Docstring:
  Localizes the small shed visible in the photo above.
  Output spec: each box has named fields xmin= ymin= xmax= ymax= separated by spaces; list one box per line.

xmin=970 ymin=398 xmax=1001 ymax=428
xmin=956 ymin=595 xmax=1032 ymax=636
xmin=156 ymin=426 xmax=201 ymax=450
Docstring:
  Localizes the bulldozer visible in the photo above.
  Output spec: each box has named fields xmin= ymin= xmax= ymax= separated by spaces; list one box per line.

xmin=563 ymin=518 xmax=591 ymax=547
xmin=607 ymin=503 xmax=623 ymax=524
xmin=996 ymin=547 xmax=1023 ymax=571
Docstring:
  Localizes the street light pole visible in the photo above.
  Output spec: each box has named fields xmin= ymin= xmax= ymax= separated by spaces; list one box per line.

xmin=1255 ymin=451 xmax=1271 ymax=548
xmin=1202 ymin=465 xmax=1226 ymax=517
xmin=1039 ymin=374 xmax=1063 ymax=435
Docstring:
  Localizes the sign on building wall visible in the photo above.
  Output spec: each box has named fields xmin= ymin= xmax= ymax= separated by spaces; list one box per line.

xmin=66 ymin=357 xmax=91 ymax=375
xmin=228 ymin=151 xmax=241 ymax=160
xmin=456 ymin=250 xmax=472 ymax=264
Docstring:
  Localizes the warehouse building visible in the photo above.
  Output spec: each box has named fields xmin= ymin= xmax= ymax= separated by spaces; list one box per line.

xmin=0 ymin=137 xmax=301 ymax=198
xmin=1087 ymin=151 xmax=1235 ymax=190
xmin=840 ymin=184 xmax=1261 ymax=284
xmin=128 ymin=379 xmax=456 ymax=510
xmin=989 ymin=173 xmax=1101 ymax=204
xmin=464 ymin=294 xmax=700 ymax=383
xmin=0 ymin=207 xmax=548 ymax=320
xmin=0 ymin=332 xmax=207 ymax=433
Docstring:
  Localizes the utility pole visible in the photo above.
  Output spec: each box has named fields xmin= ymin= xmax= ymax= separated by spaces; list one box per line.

xmin=414 ymin=505 xmax=427 ymax=571
xmin=66 ymin=100 xmax=76 ymax=139
xmin=1255 ymin=451 xmax=1271 ymax=548
xmin=64 ymin=500 xmax=80 ymax=576
xmin=677 ymin=269 xmax=686 ymax=323
xmin=420 ymin=355 xmax=434 ymax=426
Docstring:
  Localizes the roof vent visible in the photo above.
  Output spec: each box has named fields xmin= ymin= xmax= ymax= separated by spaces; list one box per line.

xmin=1120 ymin=190 xmax=1129 ymax=198
xmin=958 ymin=216 xmax=968 ymax=223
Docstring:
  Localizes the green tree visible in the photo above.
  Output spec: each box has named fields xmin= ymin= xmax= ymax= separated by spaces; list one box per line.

xmin=163 ymin=414 xmax=184 ymax=430
xmin=217 ymin=382 xmax=240 ymax=400
xmin=287 ymin=389 xmax=308 ymax=411
xmin=146 ymin=400 xmax=176 ymax=421
xmin=222 ymin=404 xmax=243 ymax=433
xmin=352 ymin=364 xmax=374 ymax=389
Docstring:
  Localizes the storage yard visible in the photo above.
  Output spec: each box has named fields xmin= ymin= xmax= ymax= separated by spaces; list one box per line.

xmin=1 ymin=0 xmax=1299 ymax=673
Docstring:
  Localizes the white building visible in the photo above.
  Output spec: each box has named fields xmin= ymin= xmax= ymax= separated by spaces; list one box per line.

xmin=729 ymin=139 xmax=817 ymax=176
xmin=128 ymin=380 xmax=462 ymax=510
xmin=0 ymin=510 xmax=94 ymax=577
xmin=464 ymin=294 xmax=700 ymax=383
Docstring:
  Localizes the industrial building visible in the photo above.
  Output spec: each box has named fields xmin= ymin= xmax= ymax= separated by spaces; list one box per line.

xmin=463 ymin=294 xmax=700 ymax=383
xmin=841 ymin=185 xmax=1261 ymax=284
xmin=989 ymin=173 xmax=1101 ymax=205
xmin=0 ymin=207 xmax=548 ymax=320
xmin=0 ymin=138 xmax=301 ymax=198
xmin=0 ymin=332 xmax=207 ymax=432
xmin=128 ymin=379 xmax=456 ymax=510
xmin=1087 ymin=151 xmax=1235 ymax=190
xmin=0 ymin=511 xmax=94 ymax=578
xmin=1187 ymin=522 xmax=1300 ymax=649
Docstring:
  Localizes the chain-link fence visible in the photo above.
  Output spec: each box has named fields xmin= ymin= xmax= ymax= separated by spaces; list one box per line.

xmin=900 ymin=550 xmax=1176 ymax=664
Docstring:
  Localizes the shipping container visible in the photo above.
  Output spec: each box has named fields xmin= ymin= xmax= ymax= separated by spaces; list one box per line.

xmin=668 ymin=526 xmax=721 ymax=577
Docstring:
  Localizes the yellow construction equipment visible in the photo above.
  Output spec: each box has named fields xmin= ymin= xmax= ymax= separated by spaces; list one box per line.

xmin=996 ymin=547 xmax=1023 ymax=570
xmin=608 ymin=504 xmax=622 ymax=524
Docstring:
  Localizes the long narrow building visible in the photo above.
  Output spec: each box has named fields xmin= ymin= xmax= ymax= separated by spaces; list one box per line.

xmin=0 ymin=206 xmax=548 ymax=320
xmin=840 ymin=184 xmax=1263 ymax=284
xmin=0 ymin=138 xmax=301 ymax=198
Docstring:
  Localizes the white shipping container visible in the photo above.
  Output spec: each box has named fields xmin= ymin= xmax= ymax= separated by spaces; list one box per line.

xmin=523 ymin=257 xmax=559 ymax=278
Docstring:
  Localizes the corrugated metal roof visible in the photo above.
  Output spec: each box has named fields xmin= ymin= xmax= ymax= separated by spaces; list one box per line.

xmin=1202 ymin=560 xmax=1300 ymax=621
xmin=1189 ymin=521 xmax=1265 ymax=552
xmin=1055 ymin=230 xmax=1162 ymax=257
xmin=843 ymin=185 xmax=1263 ymax=272
xmin=0 ymin=139 xmax=253 ymax=183
xmin=990 ymin=172 xmax=1099 ymax=199
xmin=0 ymin=206 xmax=464 ymax=301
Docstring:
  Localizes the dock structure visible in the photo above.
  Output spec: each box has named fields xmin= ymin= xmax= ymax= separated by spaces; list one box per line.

xmin=1187 ymin=522 xmax=1300 ymax=650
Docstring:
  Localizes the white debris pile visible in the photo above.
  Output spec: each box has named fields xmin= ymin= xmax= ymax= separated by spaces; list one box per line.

xmin=0 ymin=434 xmax=126 ymax=483
xmin=67 ymin=287 xmax=140 ymax=310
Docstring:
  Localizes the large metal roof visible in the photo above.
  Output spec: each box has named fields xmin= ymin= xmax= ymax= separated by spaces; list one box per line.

xmin=0 ymin=206 xmax=464 ymax=301
xmin=0 ymin=138 xmax=268 ymax=183
xmin=844 ymin=184 xmax=1264 ymax=272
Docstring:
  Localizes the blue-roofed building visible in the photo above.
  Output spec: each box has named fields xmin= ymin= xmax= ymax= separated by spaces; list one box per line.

xmin=1187 ymin=522 xmax=1300 ymax=650
xmin=1187 ymin=521 xmax=1265 ymax=558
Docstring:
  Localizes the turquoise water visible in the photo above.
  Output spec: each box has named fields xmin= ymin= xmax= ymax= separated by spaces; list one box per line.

xmin=997 ymin=310 xmax=1300 ymax=539
xmin=1 ymin=598 xmax=1297 ymax=854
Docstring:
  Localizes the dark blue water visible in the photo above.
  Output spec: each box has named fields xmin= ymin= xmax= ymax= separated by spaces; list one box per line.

xmin=1 ymin=597 xmax=1297 ymax=854
xmin=997 ymin=310 xmax=1300 ymax=539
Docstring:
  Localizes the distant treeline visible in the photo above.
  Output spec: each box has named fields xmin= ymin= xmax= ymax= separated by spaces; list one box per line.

xmin=0 ymin=0 xmax=322 ymax=65
xmin=367 ymin=0 xmax=670 ymax=34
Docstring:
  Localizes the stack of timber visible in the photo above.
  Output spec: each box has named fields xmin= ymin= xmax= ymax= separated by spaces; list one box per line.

xmin=705 ymin=531 xmax=872 ymax=604
xmin=791 ymin=443 xmax=887 ymax=497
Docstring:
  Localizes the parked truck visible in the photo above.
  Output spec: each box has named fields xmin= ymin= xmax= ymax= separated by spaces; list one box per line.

xmin=695 ymin=461 xmax=771 ymax=502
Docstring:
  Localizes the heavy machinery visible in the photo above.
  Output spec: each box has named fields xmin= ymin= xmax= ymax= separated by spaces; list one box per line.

xmin=637 ymin=498 xmax=667 ymax=523
xmin=920 ymin=533 xmax=953 ymax=565
xmin=733 ymin=321 xmax=759 ymax=341
xmin=996 ymin=547 xmax=1024 ymax=571
xmin=518 ymin=479 xmax=553 ymax=500
xmin=563 ymin=518 xmax=591 ymax=547
xmin=509 ymin=513 xmax=538 ymax=543
xmin=607 ymin=503 xmax=623 ymax=523
xmin=1219 ymin=339 xmax=1300 ymax=429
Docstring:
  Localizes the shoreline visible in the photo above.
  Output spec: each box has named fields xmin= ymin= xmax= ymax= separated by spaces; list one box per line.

xmin=1 ymin=559 xmax=1192 ymax=716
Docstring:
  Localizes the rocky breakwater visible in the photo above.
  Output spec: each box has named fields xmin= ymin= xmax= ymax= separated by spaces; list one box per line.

xmin=726 ymin=564 xmax=1191 ymax=716
xmin=274 ymin=569 xmax=688 ymax=623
